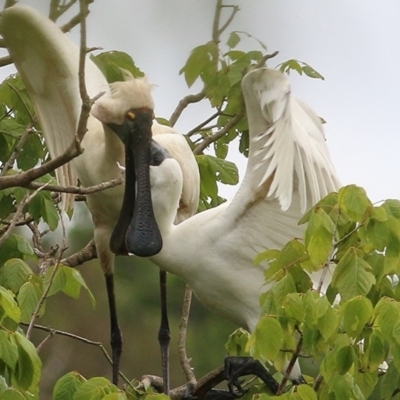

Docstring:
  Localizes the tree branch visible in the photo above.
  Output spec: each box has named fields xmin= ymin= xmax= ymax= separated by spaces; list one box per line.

xmin=0 ymin=138 xmax=83 ymax=190
xmin=169 ymin=89 xmax=206 ymax=127
xmin=23 ymin=175 xmax=123 ymax=195
xmin=178 ymin=285 xmax=196 ymax=383
xmin=193 ymin=110 xmax=244 ymax=155
xmin=0 ymin=185 xmax=47 ymax=247
xmin=21 ymin=322 xmax=133 ymax=387
xmin=61 ymin=238 xmax=97 ymax=267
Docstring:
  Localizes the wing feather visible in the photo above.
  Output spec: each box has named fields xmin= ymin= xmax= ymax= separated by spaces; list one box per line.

xmin=0 ymin=5 xmax=109 ymax=210
xmin=233 ymin=68 xmax=340 ymax=216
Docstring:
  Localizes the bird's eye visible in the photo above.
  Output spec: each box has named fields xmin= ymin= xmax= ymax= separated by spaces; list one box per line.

xmin=127 ymin=111 xmax=136 ymax=120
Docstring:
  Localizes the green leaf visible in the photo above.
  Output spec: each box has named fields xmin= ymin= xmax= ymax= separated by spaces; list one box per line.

xmin=227 ymin=32 xmax=240 ymax=48
xmin=17 ymin=132 xmax=44 ymax=170
xmin=92 ymin=51 xmax=143 ymax=83
xmin=17 ymin=280 xmax=43 ymax=323
xmin=180 ymin=43 xmax=218 ymax=87
xmin=296 ymin=384 xmax=317 ymax=400
xmin=53 ymin=371 xmax=86 ymax=400
xmin=331 ymin=248 xmax=375 ymax=301
xmin=63 ymin=267 xmax=95 ymax=307
xmin=0 ymin=388 xmax=28 ymax=400
xmin=366 ymin=332 xmax=387 ymax=370
xmin=247 ymin=316 xmax=283 ymax=361
xmin=225 ymin=328 xmax=251 ymax=356
xmin=317 ymin=305 xmax=339 ymax=341
xmin=44 ymin=266 xmax=95 ymax=307
xmin=338 ymin=185 xmax=372 ymax=222
xmin=0 ymin=286 xmax=21 ymax=324
xmin=374 ymin=298 xmax=400 ymax=341
xmin=0 ymin=234 xmax=33 ymax=266
xmin=73 ymin=377 xmax=118 ymax=400
xmin=342 ymin=296 xmax=373 ymax=338
xmin=0 ymin=259 xmax=32 ymax=293
xmin=305 ymin=207 xmax=335 ymax=267
xmin=28 ymin=191 xmax=59 ymax=231
xmin=0 ymin=330 xmax=18 ymax=370
xmin=283 ymin=293 xmax=305 ymax=323
xmin=335 ymin=345 xmax=355 ymax=374
xmin=12 ymin=331 xmax=41 ymax=392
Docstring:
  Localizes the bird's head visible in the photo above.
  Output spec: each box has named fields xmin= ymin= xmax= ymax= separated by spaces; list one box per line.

xmin=91 ymin=77 xmax=162 ymax=257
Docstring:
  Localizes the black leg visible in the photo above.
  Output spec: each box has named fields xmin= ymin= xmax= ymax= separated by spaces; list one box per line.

xmin=105 ymin=273 xmax=122 ymax=385
xmin=158 ymin=269 xmax=171 ymax=394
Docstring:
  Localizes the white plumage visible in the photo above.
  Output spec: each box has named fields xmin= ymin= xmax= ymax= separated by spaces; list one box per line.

xmin=1 ymin=3 xmax=341 ymax=388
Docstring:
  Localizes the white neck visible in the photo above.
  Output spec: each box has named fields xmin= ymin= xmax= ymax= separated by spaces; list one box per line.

xmin=150 ymin=158 xmax=183 ymax=237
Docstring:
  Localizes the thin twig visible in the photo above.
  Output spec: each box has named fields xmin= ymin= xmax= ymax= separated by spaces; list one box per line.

xmin=186 ymin=111 xmax=221 ymax=137
xmin=0 ymin=185 xmax=46 ymax=247
xmin=1 ymin=125 xmax=33 ymax=177
xmin=277 ymin=332 xmax=303 ymax=395
xmin=169 ymin=89 xmax=206 ymax=127
xmin=24 ymin=175 xmax=124 ymax=195
xmin=21 ymin=322 xmax=133 ymax=387
xmin=193 ymin=110 xmax=244 ymax=154
xmin=178 ymin=285 xmax=196 ymax=383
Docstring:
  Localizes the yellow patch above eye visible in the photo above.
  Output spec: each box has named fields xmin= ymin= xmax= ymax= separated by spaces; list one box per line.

xmin=127 ymin=111 xmax=136 ymax=120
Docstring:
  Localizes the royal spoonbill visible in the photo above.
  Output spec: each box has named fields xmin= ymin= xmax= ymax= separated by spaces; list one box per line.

xmin=0 ymin=4 xmax=199 ymax=389
xmin=92 ymin=63 xmax=341 ymax=393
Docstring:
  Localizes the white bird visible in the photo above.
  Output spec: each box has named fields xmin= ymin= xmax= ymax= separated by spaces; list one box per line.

xmin=0 ymin=4 xmax=199 ymax=390
xmin=1 ymin=3 xmax=342 ymax=395
xmin=92 ymin=67 xmax=341 ymax=393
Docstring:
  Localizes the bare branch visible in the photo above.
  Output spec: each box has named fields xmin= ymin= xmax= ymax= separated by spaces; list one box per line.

xmin=26 ymin=211 xmax=68 ymax=339
xmin=0 ymin=137 xmax=83 ymax=190
xmin=217 ymin=5 xmax=240 ymax=39
xmin=169 ymin=89 xmax=206 ymax=127
xmin=193 ymin=110 xmax=245 ymax=155
xmin=24 ymin=175 xmax=123 ymax=195
xmin=61 ymin=239 xmax=97 ymax=267
xmin=21 ymin=322 xmax=133 ymax=387
xmin=178 ymin=285 xmax=196 ymax=383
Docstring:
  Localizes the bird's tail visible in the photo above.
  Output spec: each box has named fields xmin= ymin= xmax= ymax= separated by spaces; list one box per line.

xmin=0 ymin=5 xmax=109 ymax=210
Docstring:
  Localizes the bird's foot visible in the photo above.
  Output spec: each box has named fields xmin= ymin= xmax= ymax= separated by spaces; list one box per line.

xmin=223 ymin=356 xmax=279 ymax=396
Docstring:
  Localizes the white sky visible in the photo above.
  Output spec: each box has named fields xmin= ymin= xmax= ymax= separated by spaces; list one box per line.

xmin=1 ymin=0 xmax=399 ymax=203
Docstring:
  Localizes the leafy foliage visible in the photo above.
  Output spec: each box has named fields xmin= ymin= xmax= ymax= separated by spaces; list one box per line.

xmin=0 ymin=1 xmax=397 ymax=400
xmin=240 ymin=185 xmax=400 ymax=399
